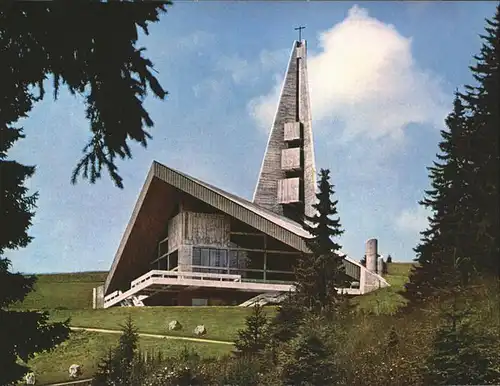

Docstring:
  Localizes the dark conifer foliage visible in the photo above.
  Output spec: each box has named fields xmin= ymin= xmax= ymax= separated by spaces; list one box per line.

xmin=234 ymin=304 xmax=269 ymax=356
xmin=0 ymin=2 xmax=169 ymax=383
xmin=295 ymin=168 xmax=349 ymax=314
xmin=405 ymin=5 xmax=499 ymax=307
xmin=0 ymin=0 xmax=170 ymax=188
xmin=0 ymin=128 xmax=70 ymax=384
xmin=267 ymin=294 xmax=305 ymax=346
xmin=423 ymin=292 xmax=500 ymax=385
xmin=0 ymin=261 xmax=70 ymax=385
xmin=92 ymin=315 xmax=141 ymax=386
xmin=279 ymin=319 xmax=339 ymax=386
xmin=404 ymin=94 xmax=479 ymax=305
xmin=460 ymin=4 xmax=500 ymax=275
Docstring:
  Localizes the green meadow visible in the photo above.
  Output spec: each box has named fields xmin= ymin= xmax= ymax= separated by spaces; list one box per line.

xmin=13 ymin=262 xmax=413 ymax=384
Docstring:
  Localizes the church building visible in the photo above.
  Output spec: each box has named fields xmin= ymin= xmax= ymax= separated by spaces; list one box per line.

xmin=96 ymin=39 xmax=388 ymax=309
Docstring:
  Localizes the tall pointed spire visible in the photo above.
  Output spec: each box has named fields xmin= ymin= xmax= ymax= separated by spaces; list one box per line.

xmin=253 ymin=39 xmax=316 ymax=224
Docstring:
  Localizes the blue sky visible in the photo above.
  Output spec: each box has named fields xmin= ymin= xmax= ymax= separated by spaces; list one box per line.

xmin=7 ymin=1 xmax=497 ymax=273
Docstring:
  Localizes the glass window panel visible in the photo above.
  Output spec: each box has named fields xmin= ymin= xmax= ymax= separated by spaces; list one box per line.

xmin=201 ymin=248 xmax=210 ymax=266
xmin=229 ymin=250 xmax=238 ymax=268
xmin=220 ymin=250 xmax=227 ymax=268
xmin=193 ymin=248 xmax=201 ymax=266
xmin=209 ymin=249 xmax=216 ymax=267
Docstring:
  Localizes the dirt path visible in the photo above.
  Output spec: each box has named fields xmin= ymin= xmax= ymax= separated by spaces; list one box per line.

xmin=46 ymin=379 xmax=93 ymax=386
xmin=70 ymin=326 xmax=234 ymax=345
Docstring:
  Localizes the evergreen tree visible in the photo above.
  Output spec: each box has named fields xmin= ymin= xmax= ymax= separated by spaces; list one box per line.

xmin=460 ymin=4 xmax=499 ymax=275
xmin=295 ymin=169 xmax=349 ymax=314
xmin=0 ymin=128 xmax=70 ymax=385
xmin=0 ymin=3 xmax=169 ymax=382
xmin=92 ymin=316 xmax=140 ymax=386
xmin=234 ymin=304 xmax=269 ymax=356
xmin=0 ymin=1 xmax=169 ymax=188
xmin=423 ymin=293 xmax=500 ymax=385
xmin=405 ymin=5 xmax=499 ymax=306
xmin=115 ymin=315 xmax=140 ymax=383
xmin=279 ymin=318 xmax=340 ymax=386
xmin=404 ymin=93 xmax=474 ymax=306
xmin=93 ymin=348 xmax=116 ymax=386
xmin=267 ymin=294 xmax=305 ymax=347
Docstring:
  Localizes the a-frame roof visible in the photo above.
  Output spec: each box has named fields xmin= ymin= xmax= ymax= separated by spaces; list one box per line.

xmin=104 ymin=161 xmax=313 ymax=294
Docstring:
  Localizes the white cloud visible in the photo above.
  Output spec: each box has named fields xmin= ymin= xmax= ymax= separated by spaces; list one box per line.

xmin=176 ymin=31 xmax=215 ymax=54
xmin=216 ymin=55 xmax=253 ymax=85
xmin=214 ymin=48 xmax=290 ymax=87
xmin=192 ymin=78 xmax=224 ymax=98
xmin=249 ymin=5 xmax=449 ymax=145
xmin=395 ymin=205 xmax=431 ymax=235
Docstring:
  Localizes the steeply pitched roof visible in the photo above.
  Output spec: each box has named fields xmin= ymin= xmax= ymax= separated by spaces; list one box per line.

xmin=104 ymin=161 xmax=314 ymax=293
xmin=178 ymin=165 xmax=312 ymax=240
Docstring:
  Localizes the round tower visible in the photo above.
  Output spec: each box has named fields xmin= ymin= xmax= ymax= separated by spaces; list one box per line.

xmin=377 ymin=255 xmax=384 ymax=275
xmin=365 ymin=238 xmax=378 ymax=273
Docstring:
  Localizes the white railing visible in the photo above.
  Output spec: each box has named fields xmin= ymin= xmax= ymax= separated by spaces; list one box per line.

xmin=131 ymin=268 xmax=242 ymax=288
xmin=104 ymin=290 xmax=122 ymax=303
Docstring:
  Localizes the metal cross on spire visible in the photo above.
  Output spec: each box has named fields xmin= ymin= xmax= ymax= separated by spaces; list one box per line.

xmin=294 ymin=26 xmax=305 ymax=41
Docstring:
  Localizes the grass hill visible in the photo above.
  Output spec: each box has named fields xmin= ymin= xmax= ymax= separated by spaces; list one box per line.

xmin=12 ymin=271 xmax=107 ymax=310
xmin=13 ymin=262 xmax=413 ymax=384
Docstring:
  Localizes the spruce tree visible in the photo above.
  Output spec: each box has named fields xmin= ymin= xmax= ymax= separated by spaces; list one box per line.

xmin=0 ymin=128 xmax=70 ymax=385
xmin=267 ymin=294 xmax=305 ymax=347
xmin=0 ymin=3 xmax=169 ymax=383
xmin=295 ymin=168 xmax=348 ymax=314
xmin=279 ymin=318 xmax=340 ymax=386
xmin=404 ymin=93 xmax=473 ymax=306
xmin=460 ymin=4 xmax=499 ymax=275
xmin=423 ymin=292 xmax=500 ymax=385
xmin=234 ymin=304 xmax=269 ymax=356
xmin=405 ymin=5 xmax=499 ymax=306
xmin=0 ymin=1 xmax=169 ymax=188
xmin=92 ymin=316 xmax=141 ymax=386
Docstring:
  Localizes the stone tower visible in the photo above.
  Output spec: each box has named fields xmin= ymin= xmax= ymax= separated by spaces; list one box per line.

xmin=253 ymin=40 xmax=316 ymax=223
xmin=366 ymin=238 xmax=378 ymax=273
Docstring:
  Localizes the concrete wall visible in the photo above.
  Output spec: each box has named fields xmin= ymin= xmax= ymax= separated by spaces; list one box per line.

xmin=92 ymin=285 xmax=104 ymax=309
xmin=377 ymin=256 xmax=384 ymax=275
xmin=168 ymin=212 xmax=184 ymax=253
xmin=184 ymin=212 xmax=230 ymax=247
xmin=178 ymin=244 xmax=193 ymax=272
xmin=366 ymin=238 xmax=378 ymax=273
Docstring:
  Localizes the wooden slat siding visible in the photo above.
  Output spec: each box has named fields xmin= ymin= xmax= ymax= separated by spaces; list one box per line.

xmin=254 ymin=42 xmax=298 ymax=215
xmin=298 ymin=40 xmax=317 ymax=220
xmin=281 ymin=147 xmax=301 ymax=170
xmin=153 ymin=162 xmax=308 ymax=253
xmin=152 ymin=162 xmax=361 ymax=280
xmin=185 ymin=212 xmax=230 ymax=246
xmin=284 ymin=122 xmax=301 ymax=141
xmin=344 ymin=259 xmax=361 ymax=279
xmin=278 ymin=177 xmax=301 ymax=203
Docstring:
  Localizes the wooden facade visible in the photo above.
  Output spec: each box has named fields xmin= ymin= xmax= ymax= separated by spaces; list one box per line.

xmin=101 ymin=39 xmax=372 ymax=308
xmin=103 ymin=161 xmax=363 ymax=307
xmin=278 ymin=177 xmax=301 ymax=204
